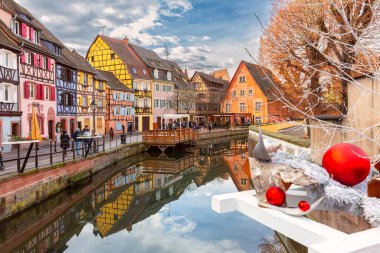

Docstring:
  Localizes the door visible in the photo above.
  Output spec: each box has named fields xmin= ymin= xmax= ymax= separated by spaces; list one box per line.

xmin=135 ymin=117 xmax=139 ymax=131
xmin=11 ymin=123 xmax=19 ymax=137
xmin=61 ymin=119 xmax=67 ymax=131
xmin=78 ymin=121 xmax=82 ymax=131
xmin=142 ymin=117 xmax=150 ymax=132
xmin=70 ymin=119 xmax=75 ymax=135
xmin=157 ymin=117 xmax=162 ymax=130
xmin=48 ymin=120 xmax=54 ymax=140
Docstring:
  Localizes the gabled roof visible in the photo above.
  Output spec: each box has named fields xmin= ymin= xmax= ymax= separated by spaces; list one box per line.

xmin=0 ymin=19 xmax=20 ymax=52
xmin=97 ymin=35 xmax=151 ymax=81
xmin=69 ymin=50 xmax=97 ymax=74
xmin=96 ymin=70 xmax=132 ymax=92
xmin=129 ymin=44 xmax=172 ymax=71
xmin=212 ymin=69 xmax=230 ymax=82
xmin=194 ymin=71 xmax=229 ymax=91
xmin=240 ymin=61 xmax=281 ymax=100
xmin=163 ymin=59 xmax=194 ymax=90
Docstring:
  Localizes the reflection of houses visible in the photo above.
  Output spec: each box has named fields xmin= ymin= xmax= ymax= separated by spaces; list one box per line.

xmin=223 ymin=140 xmax=252 ymax=191
xmin=142 ymin=152 xmax=197 ymax=174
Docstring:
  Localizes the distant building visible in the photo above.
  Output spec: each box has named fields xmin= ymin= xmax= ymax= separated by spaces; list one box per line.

xmin=97 ymin=70 xmax=134 ymax=134
xmin=87 ymin=35 xmax=153 ymax=131
xmin=212 ymin=68 xmax=230 ymax=82
xmin=190 ymin=71 xmax=229 ymax=124
xmin=222 ymin=61 xmax=293 ymax=126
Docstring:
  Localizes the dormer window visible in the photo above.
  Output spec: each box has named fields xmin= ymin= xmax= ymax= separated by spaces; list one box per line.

xmin=10 ymin=20 xmax=20 ymax=35
xmin=142 ymin=69 xmax=147 ymax=75
xmin=111 ymin=53 xmax=115 ymax=60
xmin=154 ymin=69 xmax=159 ymax=78
xmin=132 ymin=67 xmax=137 ymax=74
xmin=167 ymin=71 xmax=172 ymax=81
xmin=32 ymin=30 xmax=38 ymax=44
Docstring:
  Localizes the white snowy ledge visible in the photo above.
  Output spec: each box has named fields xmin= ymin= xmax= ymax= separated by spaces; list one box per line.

xmin=212 ymin=190 xmax=380 ymax=253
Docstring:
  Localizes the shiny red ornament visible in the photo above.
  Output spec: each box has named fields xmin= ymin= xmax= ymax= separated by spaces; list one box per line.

xmin=266 ymin=186 xmax=286 ymax=206
xmin=322 ymin=143 xmax=370 ymax=186
xmin=298 ymin=201 xmax=310 ymax=212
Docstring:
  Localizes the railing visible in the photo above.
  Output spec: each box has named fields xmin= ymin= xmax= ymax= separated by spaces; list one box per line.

xmin=143 ymin=129 xmax=199 ymax=145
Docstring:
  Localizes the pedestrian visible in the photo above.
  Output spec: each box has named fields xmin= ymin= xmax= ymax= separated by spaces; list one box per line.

xmin=128 ymin=124 xmax=133 ymax=135
xmin=72 ymin=128 xmax=82 ymax=156
xmin=82 ymin=125 xmax=90 ymax=150
xmin=208 ymin=122 xmax=212 ymax=132
xmin=60 ymin=130 xmax=71 ymax=157
xmin=109 ymin=127 xmax=114 ymax=141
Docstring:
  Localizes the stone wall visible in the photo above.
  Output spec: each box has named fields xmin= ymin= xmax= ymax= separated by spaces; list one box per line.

xmin=0 ymin=143 xmax=145 ymax=221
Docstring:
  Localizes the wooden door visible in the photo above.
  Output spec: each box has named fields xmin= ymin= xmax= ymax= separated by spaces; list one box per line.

xmin=142 ymin=117 xmax=150 ymax=132
xmin=48 ymin=120 xmax=54 ymax=140
xmin=157 ymin=117 xmax=162 ymax=130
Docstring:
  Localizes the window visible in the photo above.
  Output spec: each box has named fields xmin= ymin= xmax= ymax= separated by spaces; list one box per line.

xmin=241 ymin=179 xmax=248 ymax=185
xmin=167 ymin=86 xmax=172 ymax=92
xmin=143 ymin=69 xmax=147 ymax=75
xmin=82 ymin=96 xmax=87 ymax=107
xmin=255 ymin=102 xmax=262 ymax=111
xmin=44 ymin=86 xmax=50 ymax=100
xmin=240 ymin=103 xmax=246 ymax=112
xmin=111 ymin=53 xmax=115 ymax=60
xmin=160 ymin=100 xmax=166 ymax=108
xmin=97 ymin=99 xmax=103 ymax=107
xmin=154 ymin=99 xmax=159 ymax=108
xmin=255 ymin=117 xmax=262 ymax=125
xmin=3 ymin=51 xmax=12 ymax=68
xmin=116 ymin=106 xmax=121 ymax=115
xmin=32 ymin=30 xmax=38 ymax=44
xmin=66 ymin=69 xmax=72 ymax=82
xmin=154 ymin=69 xmax=159 ymax=78
xmin=42 ymin=57 xmax=47 ymax=69
xmin=240 ymin=90 xmax=245 ymax=96
xmin=167 ymin=71 xmax=172 ymax=80
xmin=83 ymin=74 xmax=88 ymax=85
xmin=226 ymin=103 xmax=231 ymax=112
xmin=155 ymin=83 xmax=160 ymax=91
xmin=29 ymin=83 xmax=36 ymax=99
xmin=167 ymin=100 xmax=172 ymax=108
xmin=11 ymin=20 xmax=20 ymax=35
xmin=248 ymin=89 xmax=253 ymax=96
xmin=3 ymin=85 xmax=11 ymax=102
xmin=91 ymin=56 xmax=94 ymax=62
xmin=232 ymin=91 xmax=236 ymax=97
xmin=239 ymin=76 xmax=246 ymax=83
xmin=132 ymin=67 xmax=137 ymax=74
xmin=25 ymin=53 xmax=32 ymax=65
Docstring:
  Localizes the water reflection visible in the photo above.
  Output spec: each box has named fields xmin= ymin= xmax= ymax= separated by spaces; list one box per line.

xmin=0 ymin=138 xmax=277 ymax=253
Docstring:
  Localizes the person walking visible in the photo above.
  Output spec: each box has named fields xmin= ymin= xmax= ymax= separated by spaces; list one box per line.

xmin=72 ymin=128 xmax=82 ymax=156
xmin=60 ymin=130 xmax=71 ymax=157
xmin=109 ymin=127 xmax=114 ymax=141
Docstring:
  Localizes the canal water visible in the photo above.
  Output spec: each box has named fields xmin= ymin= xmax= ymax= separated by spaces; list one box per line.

xmin=0 ymin=138 xmax=290 ymax=253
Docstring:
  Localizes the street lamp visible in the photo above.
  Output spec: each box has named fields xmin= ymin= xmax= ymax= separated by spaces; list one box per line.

xmin=91 ymin=100 xmax=96 ymax=135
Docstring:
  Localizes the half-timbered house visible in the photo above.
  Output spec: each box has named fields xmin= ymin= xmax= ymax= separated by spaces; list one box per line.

xmin=86 ymin=35 xmax=153 ymax=131
xmin=0 ymin=0 xmax=57 ymax=139
xmin=0 ymin=21 xmax=21 ymax=145
xmin=70 ymin=50 xmax=105 ymax=134
xmin=97 ymin=70 xmax=134 ymax=134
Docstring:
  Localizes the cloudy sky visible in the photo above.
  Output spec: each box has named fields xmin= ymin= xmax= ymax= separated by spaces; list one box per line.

xmin=16 ymin=0 xmax=273 ymax=76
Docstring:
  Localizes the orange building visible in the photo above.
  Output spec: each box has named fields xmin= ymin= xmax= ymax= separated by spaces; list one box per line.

xmin=221 ymin=61 xmax=293 ymax=125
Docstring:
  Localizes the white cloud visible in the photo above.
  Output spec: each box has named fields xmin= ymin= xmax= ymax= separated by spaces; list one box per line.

xmin=164 ymin=0 xmax=193 ymax=11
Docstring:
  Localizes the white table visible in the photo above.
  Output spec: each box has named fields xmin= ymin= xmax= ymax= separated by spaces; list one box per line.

xmin=212 ymin=190 xmax=380 ymax=253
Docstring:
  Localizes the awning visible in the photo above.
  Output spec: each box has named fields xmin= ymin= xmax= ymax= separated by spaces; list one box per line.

xmin=162 ymin=114 xmax=190 ymax=120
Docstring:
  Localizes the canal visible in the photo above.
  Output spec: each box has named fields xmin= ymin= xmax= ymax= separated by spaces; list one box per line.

xmin=0 ymin=138 xmax=286 ymax=253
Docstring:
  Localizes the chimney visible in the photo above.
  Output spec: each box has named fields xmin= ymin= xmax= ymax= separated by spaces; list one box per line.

xmin=122 ymin=36 xmax=129 ymax=44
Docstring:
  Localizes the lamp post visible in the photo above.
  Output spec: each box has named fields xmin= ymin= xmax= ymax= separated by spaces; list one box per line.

xmin=90 ymin=100 xmax=96 ymax=135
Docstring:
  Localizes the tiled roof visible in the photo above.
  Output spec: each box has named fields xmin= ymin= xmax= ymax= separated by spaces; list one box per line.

xmin=196 ymin=71 xmax=229 ymax=90
xmin=242 ymin=61 xmax=281 ymax=100
xmin=99 ymin=35 xmax=151 ymax=81
xmin=130 ymin=44 xmax=172 ymax=71
xmin=96 ymin=69 xmax=132 ymax=92
xmin=0 ymin=19 xmax=20 ymax=52
xmin=163 ymin=59 xmax=194 ymax=91
xmin=69 ymin=50 xmax=96 ymax=74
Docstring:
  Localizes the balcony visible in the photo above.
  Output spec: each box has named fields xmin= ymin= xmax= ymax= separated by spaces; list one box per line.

xmin=0 ymin=65 xmax=19 ymax=84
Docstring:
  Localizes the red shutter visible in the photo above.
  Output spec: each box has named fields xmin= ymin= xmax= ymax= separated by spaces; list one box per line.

xmin=50 ymin=86 xmax=56 ymax=101
xmin=21 ymin=23 xmax=27 ymax=38
xmin=41 ymin=85 xmax=45 ymax=100
xmin=24 ymin=81 xmax=29 ymax=99
xmin=47 ymin=58 xmax=52 ymax=71
xmin=33 ymin=54 xmax=38 ymax=66
xmin=29 ymin=28 xmax=34 ymax=41
xmin=21 ymin=54 xmax=25 ymax=63
xmin=39 ymin=55 xmax=44 ymax=69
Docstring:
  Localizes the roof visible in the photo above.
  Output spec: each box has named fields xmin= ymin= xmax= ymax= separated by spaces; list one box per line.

xmin=69 ymin=50 xmax=96 ymax=74
xmin=96 ymin=69 xmax=132 ymax=92
xmin=195 ymin=71 xmax=229 ymax=90
xmin=212 ymin=69 xmax=230 ymax=82
xmin=162 ymin=59 xmax=194 ymax=90
xmin=0 ymin=19 xmax=20 ymax=52
xmin=97 ymin=35 xmax=151 ymax=81
xmin=241 ymin=61 xmax=281 ymax=100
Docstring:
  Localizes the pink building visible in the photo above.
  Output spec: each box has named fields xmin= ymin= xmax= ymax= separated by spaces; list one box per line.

xmin=0 ymin=0 xmax=57 ymax=139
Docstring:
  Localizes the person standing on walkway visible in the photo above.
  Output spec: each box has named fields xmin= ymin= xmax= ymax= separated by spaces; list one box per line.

xmin=82 ymin=125 xmax=90 ymax=151
xmin=128 ymin=124 xmax=133 ymax=136
xmin=208 ymin=122 xmax=212 ymax=132
xmin=72 ymin=128 xmax=82 ymax=156
xmin=60 ymin=131 xmax=71 ymax=157
xmin=109 ymin=127 xmax=114 ymax=141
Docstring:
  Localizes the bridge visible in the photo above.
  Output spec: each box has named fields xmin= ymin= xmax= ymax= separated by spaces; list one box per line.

xmin=142 ymin=129 xmax=199 ymax=152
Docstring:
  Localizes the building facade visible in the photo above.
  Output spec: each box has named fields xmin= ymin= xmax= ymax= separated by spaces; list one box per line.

xmin=98 ymin=70 xmax=134 ymax=134
xmin=0 ymin=22 xmax=21 ymax=146
xmin=87 ymin=35 xmax=152 ymax=131
xmin=222 ymin=61 xmax=292 ymax=126
xmin=0 ymin=0 xmax=57 ymax=139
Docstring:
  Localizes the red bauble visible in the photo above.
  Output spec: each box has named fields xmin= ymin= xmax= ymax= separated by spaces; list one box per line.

xmin=266 ymin=186 xmax=286 ymax=206
xmin=322 ymin=143 xmax=370 ymax=186
xmin=298 ymin=201 xmax=310 ymax=212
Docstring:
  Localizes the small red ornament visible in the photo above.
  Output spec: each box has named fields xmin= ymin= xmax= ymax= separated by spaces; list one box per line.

xmin=322 ymin=143 xmax=370 ymax=186
xmin=266 ymin=186 xmax=286 ymax=206
xmin=298 ymin=201 xmax=310 ymax=212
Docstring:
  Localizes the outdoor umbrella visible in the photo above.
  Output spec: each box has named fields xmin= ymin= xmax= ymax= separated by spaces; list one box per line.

xmin=31 ymin=107 xmax=42 ymax=141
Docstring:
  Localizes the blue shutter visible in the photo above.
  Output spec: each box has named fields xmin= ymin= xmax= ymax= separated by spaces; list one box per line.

xmin=130 ymin=93 xmax=134 ymax=102
xmin=113 ymin=92 xmax=117 ymax=100
xmin=131 ymin=108 xmax=135 ymax=115
xmin=114 ymin=106 xmax=117 ymax=115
